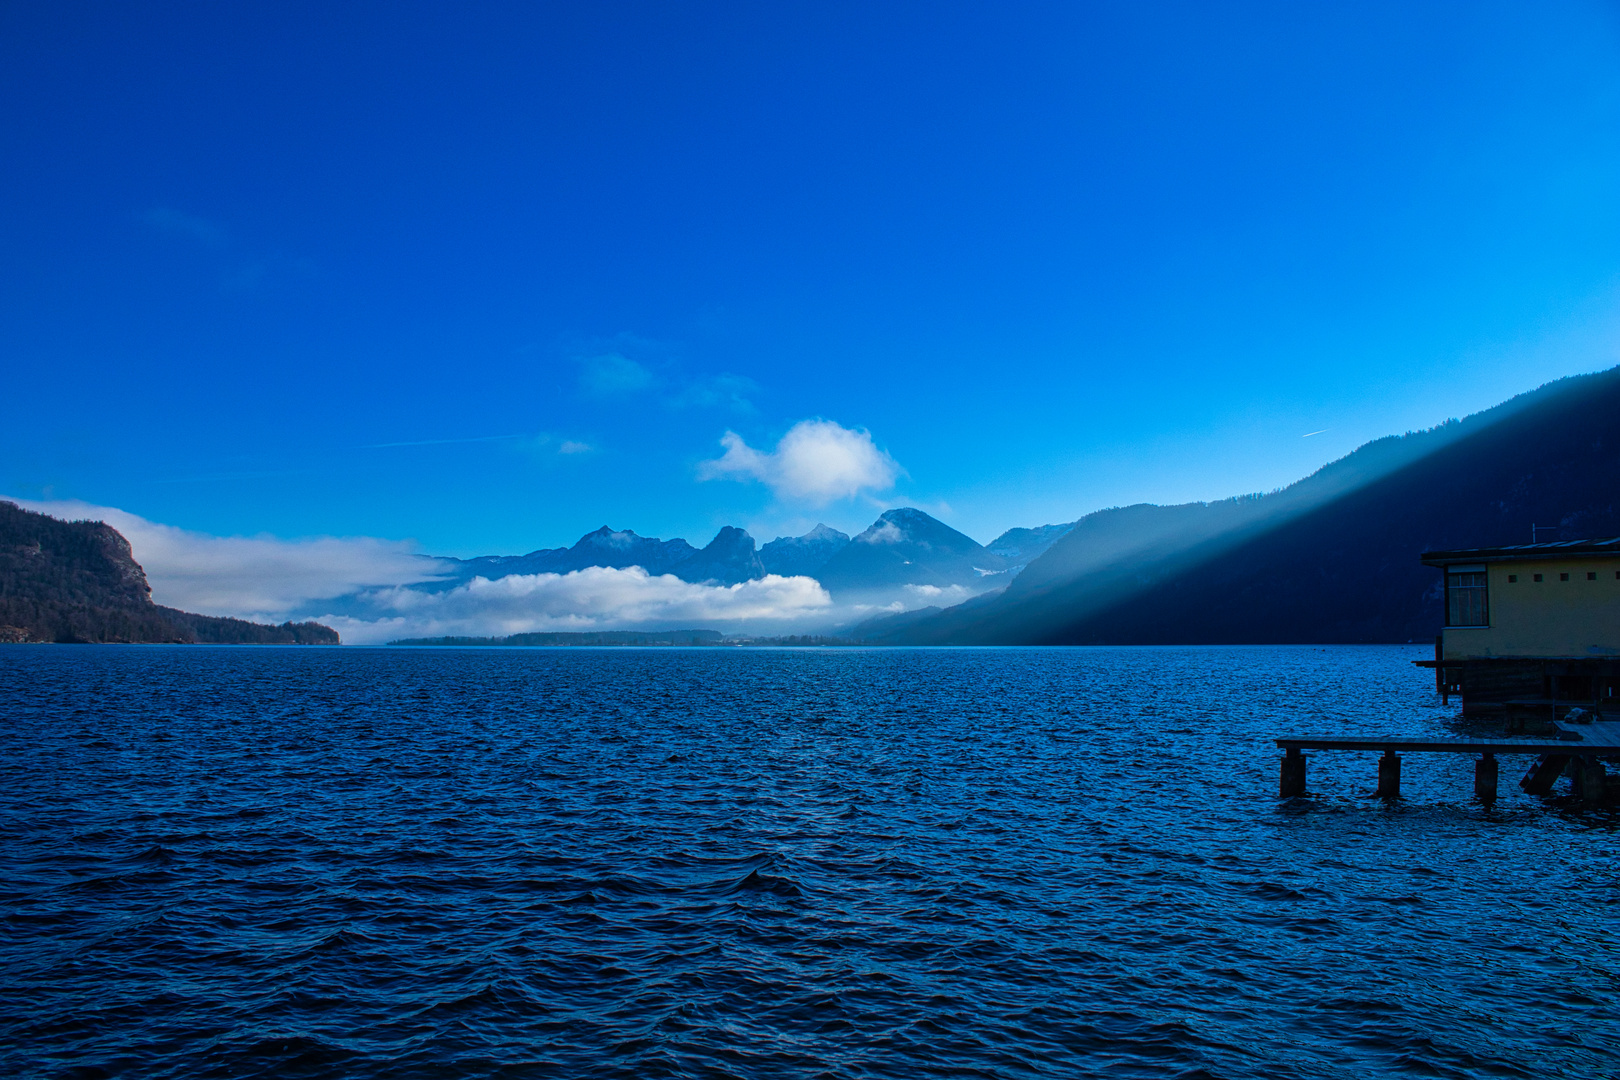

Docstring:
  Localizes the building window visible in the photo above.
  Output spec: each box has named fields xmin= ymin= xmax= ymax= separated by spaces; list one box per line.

xmin=1447 ymin=571 xmax=1489 ymax=626
xmin=1534 ymin=574 xmax=1544 ymax=582
xmin=1508 ymin=574 xmax=1518 ymax=583
xmin=1589 ymin=572 xmax=1597 ymax=581
xmin=1561 ymin=572 xmax=1570 ymax=581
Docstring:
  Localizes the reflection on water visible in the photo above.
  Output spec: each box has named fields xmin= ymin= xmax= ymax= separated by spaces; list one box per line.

xmin=1 ymin=644 xmax=1615 ymax=1078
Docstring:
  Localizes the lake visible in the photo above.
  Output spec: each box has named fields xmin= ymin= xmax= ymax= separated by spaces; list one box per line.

xmin=1 ymin=644 xmax=1616 ymax=1078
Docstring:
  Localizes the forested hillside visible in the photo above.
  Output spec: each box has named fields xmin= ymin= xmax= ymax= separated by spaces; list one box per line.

xmin=0 ymin=501 xmax=338 ymax=644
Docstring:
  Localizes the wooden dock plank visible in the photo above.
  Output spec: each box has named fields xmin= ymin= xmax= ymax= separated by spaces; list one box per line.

xmin=1555 ymin=721 xmax=1620 ymax=747
xmin=1274 ymin=736 xmax=1581 ymax=754
xmin=1277 ymin=720 xmax=1620 ymax=755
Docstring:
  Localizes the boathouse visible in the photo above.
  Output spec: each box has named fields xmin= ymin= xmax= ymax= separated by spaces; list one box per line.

xmin=1420 ymin=537 xmax=1620 ymax=718
xmin=1272 ymin=537 xmax=1620 ymax=802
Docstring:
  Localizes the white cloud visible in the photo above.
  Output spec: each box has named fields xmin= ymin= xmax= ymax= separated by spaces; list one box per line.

xmin=558 ymin=440 xmax=593 ymax=455
xmin=579 ymin=353 xmax=656 ymax=396
xmin=698 ymin=419 xmax=901 ymax=505
xmin=318 ymin=567 xmax=834 ymax=645
xmin=9 ymin=498 xmax=445 ymax=621
xmin=863 ymin=521 xmax=904 ymax=544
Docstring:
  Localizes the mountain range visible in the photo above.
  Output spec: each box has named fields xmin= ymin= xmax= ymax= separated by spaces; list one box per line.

xmin=425 ymin=507 xmax=1076 ymax=603
xmin=366 ymin=367 xmax=1620 ymax=640
xmin=12 ymin=367 xmax=1620 ymax=647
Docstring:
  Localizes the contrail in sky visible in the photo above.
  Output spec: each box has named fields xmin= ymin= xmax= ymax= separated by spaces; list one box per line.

xmin=1302 ymin=429 xmax=1329 ymax=438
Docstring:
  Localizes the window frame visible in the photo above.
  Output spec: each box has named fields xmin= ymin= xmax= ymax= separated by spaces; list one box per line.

xmin=1444 ymin=564 xmax=1489 ymax=628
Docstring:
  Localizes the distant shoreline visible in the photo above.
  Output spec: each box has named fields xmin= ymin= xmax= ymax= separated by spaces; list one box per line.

xmin=387 ymin=630 xmax=856 ymax=647
xmin=389 ymin=630 xmax=722 ymax=647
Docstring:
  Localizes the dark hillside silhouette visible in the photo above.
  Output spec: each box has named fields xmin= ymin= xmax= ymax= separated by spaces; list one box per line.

xmin=872 ymin=367 xmax=1620 ymax=644
xmin=157 ymin=607 xmax=340 ymax=645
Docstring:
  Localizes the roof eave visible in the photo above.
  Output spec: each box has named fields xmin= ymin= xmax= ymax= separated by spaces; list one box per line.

xmin=1421 ymin=545 xmax=1620 ymax=566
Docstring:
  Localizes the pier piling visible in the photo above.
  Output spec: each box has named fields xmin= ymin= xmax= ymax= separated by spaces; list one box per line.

xmin=1276 ymin=723 xmax=1618 ymax=801
xmin=1475 ymin=753 xmax=1498 ymax=801
xmin=1578 ymin=758 xmax=1608 ymax=804
xmin=1280 ymin=748 xmax=1306 ymax=797
xmin=1376 ymin=750 xmax=1401 ymax=798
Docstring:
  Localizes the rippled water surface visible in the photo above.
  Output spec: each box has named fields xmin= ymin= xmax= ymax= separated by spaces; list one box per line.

xmin=2 ymin=644 xmax=1617 ymax=1078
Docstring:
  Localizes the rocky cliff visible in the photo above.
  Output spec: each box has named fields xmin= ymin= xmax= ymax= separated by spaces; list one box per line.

xmin=0 ymin=501 xmax=339 ymax=644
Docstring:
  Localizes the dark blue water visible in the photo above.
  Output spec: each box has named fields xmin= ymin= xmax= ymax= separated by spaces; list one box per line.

xmin=2 ymin=645 xmax=1616 ymax=1079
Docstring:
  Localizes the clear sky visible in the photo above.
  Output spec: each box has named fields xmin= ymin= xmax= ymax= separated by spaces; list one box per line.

xmin=7 ymin=1 xmax=1620 ymax=556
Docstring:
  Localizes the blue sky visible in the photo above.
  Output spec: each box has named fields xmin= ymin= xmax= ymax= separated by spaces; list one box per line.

xmin=6 ymin=1 xmax=1620 ymax=557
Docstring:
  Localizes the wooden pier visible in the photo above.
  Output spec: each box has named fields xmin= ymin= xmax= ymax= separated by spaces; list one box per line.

xmin=1275 ymin=720 xmax=1620 ymax=802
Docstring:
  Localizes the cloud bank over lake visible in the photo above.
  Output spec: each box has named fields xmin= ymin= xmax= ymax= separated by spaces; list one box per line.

xmin=316 ymin=567 xmax=834 ymax=645
xmin=9 ymin=497 xmax=846 ymax=644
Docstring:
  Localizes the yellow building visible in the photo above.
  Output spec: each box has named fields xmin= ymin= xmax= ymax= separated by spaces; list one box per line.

xmin=1421 ymin=538 xmax=1620 ymax=717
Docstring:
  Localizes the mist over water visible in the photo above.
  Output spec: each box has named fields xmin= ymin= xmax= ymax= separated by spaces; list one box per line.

xmin=2 ymin=645 xmax=1616 ymax=1078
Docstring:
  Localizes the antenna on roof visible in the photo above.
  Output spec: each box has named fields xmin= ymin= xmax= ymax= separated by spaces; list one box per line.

xmin=1531 ymin=524 xmax=1559 ymax=543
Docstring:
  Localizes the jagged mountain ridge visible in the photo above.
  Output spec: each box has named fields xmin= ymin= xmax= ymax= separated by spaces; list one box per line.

xmin=437 ymin=526 xmax=698 ymax=588
xmin=813 ymin=508 xmax=1011 ymax=598
xmin=759 ymin=524 xmax=850 ymax=577
xmin=672 ymin=526 xmax=766 ymax=586
xmin=433 ymin=511 xmax=1016 ymax=600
